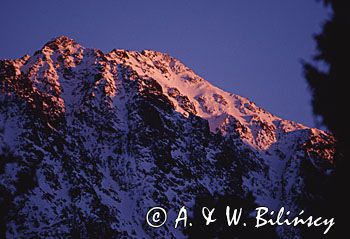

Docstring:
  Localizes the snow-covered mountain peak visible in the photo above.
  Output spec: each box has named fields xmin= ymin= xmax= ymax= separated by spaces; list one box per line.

xmin=0 ymin=37 xmax=335 ymax=238
xmin=103 ymin=44 xmax=312 ymax=151
xmin=2 ymin=37 xmax=331 ymax=152
xmin=42 ymin=36 xmax=82 ymax=52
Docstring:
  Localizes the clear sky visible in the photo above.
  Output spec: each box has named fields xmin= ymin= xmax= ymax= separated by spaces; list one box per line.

xmin=0 ymin=0 xmax=329 ymax=127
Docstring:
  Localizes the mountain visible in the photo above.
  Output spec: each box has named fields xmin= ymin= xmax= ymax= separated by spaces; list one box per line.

xmin=0 ymin=36 xmax=335 ymax=238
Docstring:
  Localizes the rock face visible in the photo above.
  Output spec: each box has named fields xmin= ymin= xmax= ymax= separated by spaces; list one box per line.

xmin=0 ymin=36 xmax=335 ymax=238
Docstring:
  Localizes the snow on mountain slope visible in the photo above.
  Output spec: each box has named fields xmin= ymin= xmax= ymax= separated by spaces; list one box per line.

xmin=0 ymin=36 xmax=335 ymax=238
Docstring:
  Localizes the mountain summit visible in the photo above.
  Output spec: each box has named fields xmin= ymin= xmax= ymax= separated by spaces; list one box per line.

xmin=0 ymin=37 xmax=335 ymax=238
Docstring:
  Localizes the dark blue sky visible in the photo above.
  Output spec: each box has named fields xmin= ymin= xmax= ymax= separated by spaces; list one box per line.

xmin=0 ymin=0 xmax=328 ymax=127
